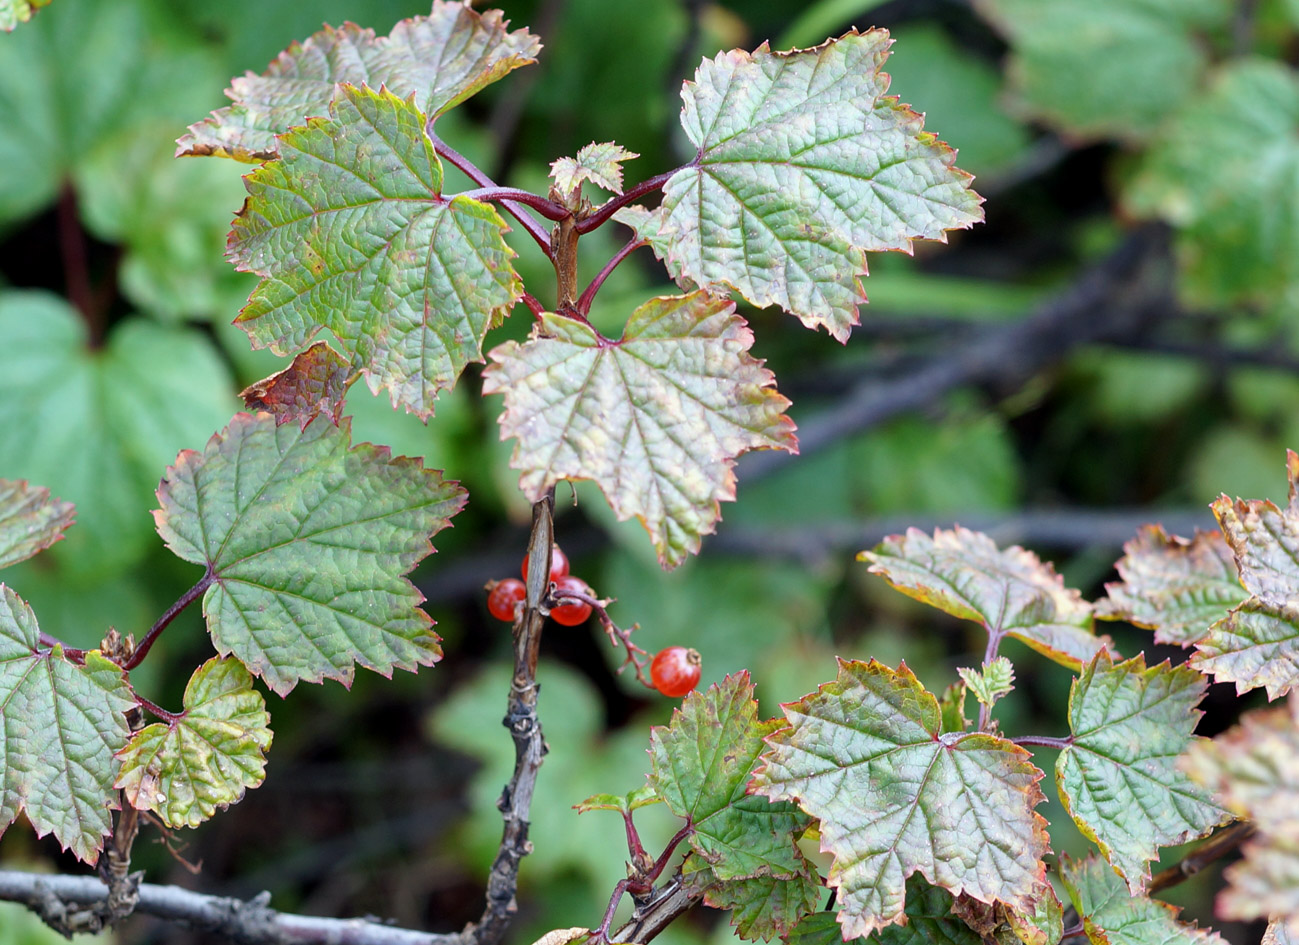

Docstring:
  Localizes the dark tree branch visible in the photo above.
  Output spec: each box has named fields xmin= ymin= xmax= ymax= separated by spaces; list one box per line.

xmin=609 ymin=873 xmax=702 ymax=945
xmin=1148 ymin=821 xmax=1255 ymax=895
xmin=124 ymin=573 xmax=212 ymax=670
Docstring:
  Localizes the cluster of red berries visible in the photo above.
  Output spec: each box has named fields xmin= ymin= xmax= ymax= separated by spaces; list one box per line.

xmin=485 ymin=545 xmax=701 ymax=698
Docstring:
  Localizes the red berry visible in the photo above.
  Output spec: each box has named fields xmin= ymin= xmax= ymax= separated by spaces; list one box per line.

xmin=487 ymin=578 xmax=526 ymax=622
xmin=550 ymin=574 xmax=593 ymax=626
xmin=650 ymin=646 xmax=701 ymax=697
xmin=522 ymin=546 xmax=570 ymax=584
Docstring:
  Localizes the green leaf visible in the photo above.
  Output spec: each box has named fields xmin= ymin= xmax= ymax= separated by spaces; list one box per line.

xmin=153 ymin=412 xmax=466 ymax=695
xmin=1096 ymin=525 xmax=1247 ymax=646
xmin=549 ymin=142 xmax=638 ymax=196
xmin=860 ymin=527 xmax=1112 ymax=670
xmin=0 ymin=480 xmax=74 ymax=570
xmin=649 ymin=672 xmax=809 ymax=880
xmin=228 ymin=84 xmax=523 ymax=420
xmin=178 ymin=1 xmax=541 ymax=161
xmin=750 ymin=659 xmax=1049 ymax=938
xmin=116 ymin=656 xmax=271 ymax=828
xmin=1124 ymin=60 xmax=1299 ymax=308
xmin=974 ymin=0 xmax=1230 ymax=140
xmin=1183 ymin=698 xmax=1299 ymax=930
xmin=573 ymin=782 xmax=659 ymax=814
xmin=0 ymin=0 xmax=49 ymax=31
xmin=483 ymin=293 xmax=796 ymax=568
xmin=1004 ymin=883 xmax=1064 ymax=945
xmin=1192 ymin=450 xmax=1299 ymax=698
xmin=787 ymin=878 xmax=987 ymax=945
xmin=240 ymin=341 xmax=353 ymax=431
xmin=0 ymin=586 xmax=133 ymax=863
xmin=625 ymin=31 xmax=981 ymax=341
xmin=704 ymin=870 xmax=822 ymax=941
xmin=0 ymin=291 xmax=234 ymax=578
xmin=958 ymin=657 xmax=1014 ymax=710
xmin=1060 ymin=853 xmax=1226 ymax=945
xmin=1056 ymin=652 xmax=1229 ymax=891
xmin=938 ymin=681 xmax=970 ymax=734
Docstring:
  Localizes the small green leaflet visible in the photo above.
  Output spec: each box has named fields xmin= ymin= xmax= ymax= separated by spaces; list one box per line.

xmin=975 ymin=0 xmax=1229 ymax=141
xmin=958 ymin=657 xmax=1014 ymax=710
xmin=861 ymin=526 xmax=1112 ymax=670
xmin=649 ymin=672 xmax=809 ymax=880
xmin=0 ymin=480 xmax=74 ymax=570
xmin=154 ymin=412 xmax=466 ymax=695
xmin=177 ymin=1 xmax=541 ymax=162
xmin=702 ymin=868 xmax=822 ymax=941
xmin=750 ymin=659 xmax=1048 ymax=938
xmin=1060 ymin=854 xmax=1226 ymax=945
xmin=1183 ymin=697 xmax=1299 ymax=930
xmin=549 ymin=142 xmax=638 ymax=197
xmin=116 ymin=657 xmax=271 ymax=828
xmin=240 ymin=341 xmax=353 ymax=431
xmin=1191 ymin=450 xmax=1299 ymax=698
xmin=483 ymin=293 xmax=796 ymax=568
xmin=573 ymin=782 xmax=659 ymax=814
xmin=1096 ymin=525 xmax=1246 ymax=646
xmin=623 ymin=31 xmax=981 ymax=342
xmin=228 ymin=84 xmax=523 ymax=421
xmin=1056 ymin=652 xmax=1228 ymax=892
xmin=0 ymin=0 xmax=49 ymax=31
xmin=0 ymin=585 xmax=133 ymax=863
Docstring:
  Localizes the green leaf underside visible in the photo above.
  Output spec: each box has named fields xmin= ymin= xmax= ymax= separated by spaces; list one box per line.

xmin=1124 ymin=60 xmax=1299 ymax=309
xmin=750 ymin=659 xmax=1048 ymax=938
xmin=1061 ymin=854 xmax=1226 ymax=945
xmin=1192 ymin=450 xmax=1299 ymax=698
xmin=573 ymin=782 xmax=659 ymax=814
xmin=0 ymin=0 xmax=49 ymax=32
xmin=862 ymin=526 xmax=1111 ymax=670
xmin=704 ymin=870 xmax=822 ymax=941
xmin=1096 ymin=525 xmax=1246 ymax=646
xmin=177 ymin=1 xmax=540 ymax=161
xmin=0 ymin=480 xmax=75 ymax=570
xmin=116 ymin=657 xmax=271 ymax=828
xmin=241 ymin=341 xmax=353 ymax=430
xmin=958 ymin=657 xmax=1014 ymax=709
xmin=153 ymin=412 xmax=466 ymax=695
xmin=549 ymin=141 xmax=638 ymax=196
xmin=650 ymin=672 xmax=809 ymax=880
xmin=228 ymin=84 xmax=522 ymax=420
xmin=1057 ymin=652 xmax=1228 ymax=892
xmin=483 ymin=293 xmax=796 ymax=568
xmin=975 ymin=0 xmax=1230 ymax=141
xmin=1183 ymin=697 xmax=1299 ymax=928
xmin=631 ymin=30 xmax=981 ymax=342
xmin=0 ymin=585 xmax=133 ymax=863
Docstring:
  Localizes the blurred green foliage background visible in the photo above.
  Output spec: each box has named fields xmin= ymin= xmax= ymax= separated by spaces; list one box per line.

xmin=0 ymin=0 xmax=1292 ymax=942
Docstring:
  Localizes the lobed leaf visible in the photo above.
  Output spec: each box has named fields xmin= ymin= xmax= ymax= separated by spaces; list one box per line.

xmin=1097 ymin=525 xmax=1246 ymax=646
xmin=703 ymin=870 xmax=822 ymax=941
xmin=178 ymin=1 xmax=541 ymax=161
xmin=228 ymin=84 xmax=523 ymax=420
xmin=623 ymin=30 xmax=981 ymax=341
xmin=0 ymin=480 xmax=74 ymax=570
xmin=975 ymin=0 xmax=1230 ymax=141
xmin=861 ymin=526 xmax=1112 ymax=670
xmin=483 ymin=293 xmax=796 ymax=568
xmin=957 ymin=657 xmax=1014 ymax=710
xmin=1183 ymin=696 xmax=1299 ymax=932
xmin=116 ymin=656 xmax=272 ymax=828
xmin=0 ymin=585 xmax=133 ymax=863
xmin=1056 ymin=652 xmax=1229 ymax=891
xmin=1190 ymin=450 xmax=1299 ymax=698
xmin=1060 ymin=853 xmax=1226 ymax=945
xmin=153 ymin=412 xmax=466 ymax=695
xmin=750 ymin=659 xmax=1048 ymax=938
xmin=549 ymin=142 xmax=638 ymax=196
xmin=240 ymin=341 xmax=353 ymax=430
xmin=650 ymin=672 xmax=809 ymax=880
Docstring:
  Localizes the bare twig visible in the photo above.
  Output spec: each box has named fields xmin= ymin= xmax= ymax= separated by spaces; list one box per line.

xmin=609 ymin=873 xmax=702 ymax=945
xmin=1148 ymin=821 xmax=1255 ymax=895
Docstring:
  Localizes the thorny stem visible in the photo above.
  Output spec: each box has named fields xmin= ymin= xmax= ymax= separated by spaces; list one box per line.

xmin=431 ymin=133 xmax=552 ymax=253
xmin=1012 ymin=735 xmax=1073 ymax=750
xmin=577 ymin=237 xmax=648 ymax=315
xmin=575 ymin=169 xmax=680 ymax=234
xmin=463 ymin=492 xmax=555 ymax=945
xmin=1147 ymin=821 xmax=1255 ymax=894
xmin=124 ymin=574 xmax=213 ymax=671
